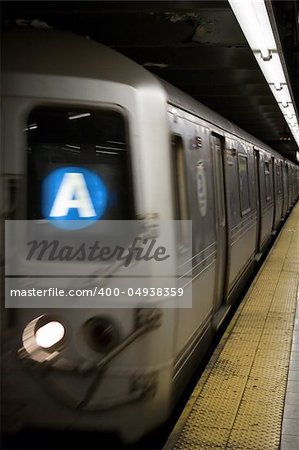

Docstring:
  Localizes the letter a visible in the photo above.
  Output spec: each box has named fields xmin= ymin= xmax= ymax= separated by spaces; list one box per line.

xmin=50 ymin=173 xmax=96 ymax=217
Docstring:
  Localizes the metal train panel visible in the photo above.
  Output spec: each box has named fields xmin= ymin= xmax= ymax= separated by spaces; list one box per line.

xmin=166 ymin=109 xmax=216 ymax=364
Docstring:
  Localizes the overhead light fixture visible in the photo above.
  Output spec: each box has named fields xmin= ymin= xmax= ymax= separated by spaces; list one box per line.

xmin=228 ymin=0 xmax=299 ymax=150
xmin=269 ymin=84 xmax=291 ymax=108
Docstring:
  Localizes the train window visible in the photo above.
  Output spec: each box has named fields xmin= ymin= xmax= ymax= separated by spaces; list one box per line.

xmin=276 ymin=164 xmax=282 ymax=194
xmin=172 ymin=136 xmax=190 ymax=244
xmin=237 ymin=155 xmax=250 ymax=215
xmin=26 ymin=107 xmax=133 ymax=221
xmin=264 ymin=161 xmax=272 ymax=201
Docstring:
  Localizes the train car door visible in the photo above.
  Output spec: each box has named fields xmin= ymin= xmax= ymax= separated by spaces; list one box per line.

xmin=271 ymin=156 xmax=277 ymax=233
xmin=254 ymin=148 xmax=262 ymax=253
xmin=212 ymin=135 xmax=228 ymax=313
xmin=282 ymin=162 xmax=289 ymax=215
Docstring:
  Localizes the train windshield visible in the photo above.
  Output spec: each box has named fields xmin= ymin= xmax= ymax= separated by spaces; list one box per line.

xmin=26 ymin=107 xmax=133 ymax=221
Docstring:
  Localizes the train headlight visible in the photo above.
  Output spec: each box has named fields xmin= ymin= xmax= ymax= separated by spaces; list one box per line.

xmin=83 ymin=317 xmax=119 ymax=353
xmin=22 ymin=315 xmax=66 ymax=361
xmin=35 ymin=321 xmax=65 ymax=349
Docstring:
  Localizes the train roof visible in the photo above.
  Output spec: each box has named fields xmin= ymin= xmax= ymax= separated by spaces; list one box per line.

xmin=2 ymin=27 xmax=293 ymax=163
xmin=2 ymin=27 xmax=162 ymax=90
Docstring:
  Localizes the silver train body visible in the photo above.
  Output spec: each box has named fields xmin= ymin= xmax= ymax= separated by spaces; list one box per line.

xmin=2 ymin=28 xmax=298 ymax=443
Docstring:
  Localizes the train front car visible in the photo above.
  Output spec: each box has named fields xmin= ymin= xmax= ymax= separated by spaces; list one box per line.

xmin=2 ymin=26 xmax=298 ymax=446
xmin=1 ymin=28 xmax=179 ymax=443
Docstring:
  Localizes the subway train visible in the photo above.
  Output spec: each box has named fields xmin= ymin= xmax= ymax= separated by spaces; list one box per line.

xmin=1 ymin=27 xmax=298 ymax=443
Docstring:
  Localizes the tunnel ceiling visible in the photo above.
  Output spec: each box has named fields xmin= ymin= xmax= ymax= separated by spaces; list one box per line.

xmin=2 ymin=1 xmax=299 ymax=163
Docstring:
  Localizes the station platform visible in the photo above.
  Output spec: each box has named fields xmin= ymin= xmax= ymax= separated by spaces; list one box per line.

xmin=164 ymin=202 xmax=299 ymax=450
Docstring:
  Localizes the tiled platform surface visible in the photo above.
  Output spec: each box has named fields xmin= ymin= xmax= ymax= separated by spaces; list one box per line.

xmin=164 ymin=202 xmax=299 ymax=450
xmin=281 ymin=292 xmax=299 ymax=450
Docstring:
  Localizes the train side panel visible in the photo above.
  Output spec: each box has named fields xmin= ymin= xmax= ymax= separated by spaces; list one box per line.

xmin=257 ymin=150 xmax=276 ymax=250
xmin=222 ymin=138 xmax=258 ymax=300
xmin=166 ymin=107 xmax=217 ymax=391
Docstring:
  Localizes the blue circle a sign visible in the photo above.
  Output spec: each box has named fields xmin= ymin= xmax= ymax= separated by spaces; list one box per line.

xmin=42 ymin=167 xmax=108 ymax=229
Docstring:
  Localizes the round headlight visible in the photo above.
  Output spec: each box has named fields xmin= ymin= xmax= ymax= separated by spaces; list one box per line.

xmin=22 ymin=315 xmax=66 ymax=361
xmin=35 ymin=321 xmax=65 ymax=349
xmin=83 ymin=317 xmax=119 ymax=353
